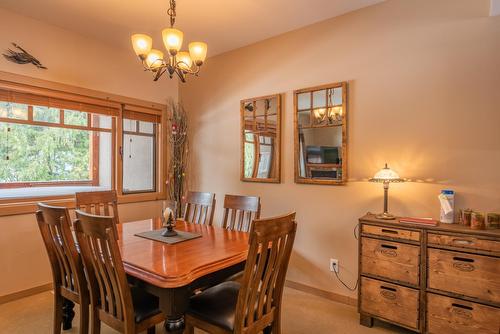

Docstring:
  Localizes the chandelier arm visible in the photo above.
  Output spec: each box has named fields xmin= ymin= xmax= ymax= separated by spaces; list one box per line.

xmin=174 ymin=68 xmax=186 ymax=83
xmin=176 ymin=63 xmax=201 ymax=76
xmin=174 ymin=60 xmax=200 ymax=75
xmin=153 ymin=67 xmax=167 ymax=81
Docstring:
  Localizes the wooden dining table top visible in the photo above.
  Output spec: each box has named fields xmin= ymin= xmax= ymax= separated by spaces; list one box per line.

xmin=116 ymin=218 xmax=250 ymax=289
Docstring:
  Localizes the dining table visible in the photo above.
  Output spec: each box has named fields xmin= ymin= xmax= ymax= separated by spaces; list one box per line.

xmin=64 ymin=217 xmax=250 ymax=333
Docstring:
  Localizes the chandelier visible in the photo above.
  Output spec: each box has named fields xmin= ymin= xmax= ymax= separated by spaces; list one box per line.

xmin=131 ymin=0 xmax=207 ymax=83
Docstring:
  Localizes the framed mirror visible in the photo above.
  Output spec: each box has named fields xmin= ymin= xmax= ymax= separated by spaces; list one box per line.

xmin=294 ymin=82 xmax=347 ymax=185
xmin=240 ymin=94 xmax=281 ymax=183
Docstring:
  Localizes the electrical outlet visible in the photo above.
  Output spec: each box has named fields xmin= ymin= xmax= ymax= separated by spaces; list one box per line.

xmin=330 ymin=258 xmax=339 ymax=273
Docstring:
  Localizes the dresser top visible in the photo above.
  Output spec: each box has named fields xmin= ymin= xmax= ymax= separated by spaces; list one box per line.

xmin=359 ymin=213 xmax=500 ymax=238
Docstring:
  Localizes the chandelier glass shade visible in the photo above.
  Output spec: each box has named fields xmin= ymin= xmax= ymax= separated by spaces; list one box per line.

xmin=131 ymin=0 xmax=207 ymax=82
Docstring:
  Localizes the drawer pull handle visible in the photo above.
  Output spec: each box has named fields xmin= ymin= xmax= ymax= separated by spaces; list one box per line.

xmin=379 ymin=245 xmax=398 ymax=257
xmin=452 ymin=257 xmax=475 ymax=272
xmin=381 ymin=229 xmax=398 ymax=235
xmin=451 ymin=303 xmax=473 ymax=311
xmin=379 ymin=286 xmax=397 ymax=300
xmin=451 ymin=303 xmax=473 ymax=318
xmin=452 ymin=238 xmax=474 ymax=245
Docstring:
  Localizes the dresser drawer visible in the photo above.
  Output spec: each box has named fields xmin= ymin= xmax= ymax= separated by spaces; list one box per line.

xmin=361 ymin=237 xmax=420 ymax=285
xmin=362 ymin=224 xmax=420 ymax=242
xmin=428 ymin=233 xmax=500 ymax=254
xmin=360 ymin=277 xmax=420 ymax=330
xmin=427 ymin=293 xmax=500 ymax=334
xmin=428 ymin=248 xmax=500 ymax=303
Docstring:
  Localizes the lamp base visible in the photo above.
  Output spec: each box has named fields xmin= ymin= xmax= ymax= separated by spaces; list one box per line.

xmin=376 ymin=212 xmax=396 ymax=220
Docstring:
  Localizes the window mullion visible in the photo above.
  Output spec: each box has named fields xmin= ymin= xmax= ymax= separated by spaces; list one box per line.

xmin=116 ymin=107 xmax=124 ymax=196
xmin=27 ymin=105 xmax=33 ymax=121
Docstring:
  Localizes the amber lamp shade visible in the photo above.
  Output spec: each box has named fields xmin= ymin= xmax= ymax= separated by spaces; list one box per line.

xmin=145 ymin=49 xmax=164 ymax=70
xmin=162 ymin=28 xmax=184 ymax=55
xmin=176 ymin=52 xmax=193 ymax=71
xmin=188 ymin=42 xmax=207 ymax=66
xmin=131 ymin=34 xmax=153 ymax=59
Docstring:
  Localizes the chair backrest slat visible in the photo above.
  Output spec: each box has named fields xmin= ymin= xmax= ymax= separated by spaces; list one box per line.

xmin=74 ymin=210 xmax=134 ymax=323
xmin=233 ymin=212 xmax=297 ymax=333
xmin=76 ymin=190 xmax=120 ymax=238
xmin=222 ymin=195 xmax=261 ymax=232
xmin=36 ymin=203 xmax=85 ymax=295
xmin=51 ymin=224 xmax=74 ymax=289
xmin=183 ymin=191 xmax=216 ymax=225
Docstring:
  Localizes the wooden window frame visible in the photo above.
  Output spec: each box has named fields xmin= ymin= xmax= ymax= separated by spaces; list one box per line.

xmin=121 ymin=117 xmax=158 ymax=194
xmin=0 ymin=71 xmax=168 ymax=216
xmin=0 ymin=108 xmax=106 ymax=188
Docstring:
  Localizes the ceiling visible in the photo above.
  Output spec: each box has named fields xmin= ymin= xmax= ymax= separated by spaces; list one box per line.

xmin=0 ymin=0 xmax=384 ymax=57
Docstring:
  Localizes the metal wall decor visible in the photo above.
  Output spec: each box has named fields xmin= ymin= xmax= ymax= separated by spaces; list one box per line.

xmin=2 ymin=43 xmax=47 ymax=69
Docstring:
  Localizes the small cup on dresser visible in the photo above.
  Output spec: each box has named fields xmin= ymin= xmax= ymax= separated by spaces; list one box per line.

xmin=470 ymin=212 xmax=485 ymax=230
xmin=486 ymin=213 xmax=500 ymax=230
xmin=461 ymin=209 xmax=472 ymax=226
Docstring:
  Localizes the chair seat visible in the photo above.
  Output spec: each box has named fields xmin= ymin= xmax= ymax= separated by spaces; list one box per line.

xmin=131 ymin=287 xmax=162 ymax=323
xmin=187 ymin=281 xmax=241 ymax=331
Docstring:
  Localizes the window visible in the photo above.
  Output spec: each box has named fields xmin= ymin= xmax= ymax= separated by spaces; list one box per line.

xmin=0 ymin=82 xmax=166 ymax=214
xmin=122 ymin=114 xmax=158 ymax=194
xmin=0 ymin=100 xmax=113 ymax=198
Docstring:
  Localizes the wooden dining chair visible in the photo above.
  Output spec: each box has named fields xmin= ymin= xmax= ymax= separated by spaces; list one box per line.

xmin=184 ymin=212 xmax=297 ymax=334
xmin=75 ymin=190 xmax=120 ymax=238
xmin=222 ymin=194 xmax=261 ymax=232
xmin=74 ymin=210 xmax=164 ymax=334
xmin=35 ymin=203 xmax=90 ymax=334
xmin=183 ymin=191 xmax=216 ymax=225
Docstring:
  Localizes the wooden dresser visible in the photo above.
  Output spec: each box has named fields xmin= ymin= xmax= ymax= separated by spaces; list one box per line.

xmin=358 ymin=214 xmax=500 ymax=333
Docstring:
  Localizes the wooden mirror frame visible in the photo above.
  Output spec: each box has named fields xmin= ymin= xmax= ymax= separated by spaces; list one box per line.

xmin=293 ymin=82 xmax=348 ymax=185
xmin=240 ymin=94 xmax=281 ymax=183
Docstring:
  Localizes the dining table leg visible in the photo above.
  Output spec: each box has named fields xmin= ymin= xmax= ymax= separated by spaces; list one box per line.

xmin=157 ymin=287 xmax=190 ymax=334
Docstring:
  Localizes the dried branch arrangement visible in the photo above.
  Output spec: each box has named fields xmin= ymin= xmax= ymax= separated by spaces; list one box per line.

xmin=166 ymin=101 xmax=188 ymax=215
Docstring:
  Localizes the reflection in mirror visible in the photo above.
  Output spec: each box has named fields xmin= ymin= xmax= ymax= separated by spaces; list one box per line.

xmin=298 ymin=127 xmax=343 ymax=179
xmin=294 ymin=82 xmax=347 ymax=185
xmin=241 ymin=94 xmax=281 ymax=183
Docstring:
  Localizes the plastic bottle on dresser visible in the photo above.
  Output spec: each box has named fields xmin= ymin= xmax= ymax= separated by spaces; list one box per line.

xmin=439 ymin=189 xmax=455 ymax=224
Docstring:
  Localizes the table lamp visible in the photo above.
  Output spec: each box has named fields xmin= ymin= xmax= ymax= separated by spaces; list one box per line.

xmin=369 ymin=163 xmax=404 ymax=220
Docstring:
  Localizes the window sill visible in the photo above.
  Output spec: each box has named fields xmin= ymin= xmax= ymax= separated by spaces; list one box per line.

xmin=0 ymin=186 xmax=109 ymax=200
xmin=0 ymin=187 xmax=166 ymax=217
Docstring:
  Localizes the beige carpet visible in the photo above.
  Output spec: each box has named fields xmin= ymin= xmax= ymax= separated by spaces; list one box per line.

xmin=0 ymin=287 xmax=411 ymax=333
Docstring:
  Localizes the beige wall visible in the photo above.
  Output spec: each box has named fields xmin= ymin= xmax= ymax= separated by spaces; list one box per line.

xmin=0 ymin=9 xmax=177 ymax=297
xmin=0 ymin=7 xmax=177 ymax=104
xmin=180 ymin=0 xmax=500 ymax=299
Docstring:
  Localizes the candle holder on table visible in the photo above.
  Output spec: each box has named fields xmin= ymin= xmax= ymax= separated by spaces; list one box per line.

xmin=161 ymin=206 xmax=178 ymax=237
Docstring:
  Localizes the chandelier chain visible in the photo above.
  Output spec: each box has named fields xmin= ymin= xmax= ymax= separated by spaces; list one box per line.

xmin=167 ymin=0 xmax=176 ymax=27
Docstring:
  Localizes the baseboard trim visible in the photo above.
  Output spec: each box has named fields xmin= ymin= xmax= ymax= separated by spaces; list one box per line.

xmin=0 ymin=283 xmax=53 ymax=305
xmin=285 ymin=280 xmax=357 ymax=307
xmin=0 ymin=281 xmax=356 ymax=306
